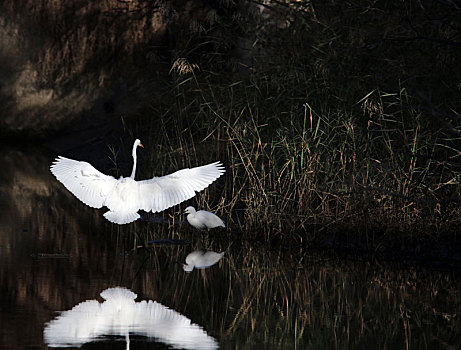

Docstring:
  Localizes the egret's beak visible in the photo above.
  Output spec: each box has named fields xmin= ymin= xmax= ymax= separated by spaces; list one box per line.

xmin=140 ymin=144 xmax=144 ymax=148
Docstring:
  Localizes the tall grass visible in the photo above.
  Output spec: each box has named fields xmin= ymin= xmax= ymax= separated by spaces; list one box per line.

xmin=137 ymin=75 xmax=461 ymax=241
xmin=125 ymin=1 xmax=461 ymax=242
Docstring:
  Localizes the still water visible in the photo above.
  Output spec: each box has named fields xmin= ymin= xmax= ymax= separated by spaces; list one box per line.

xmin=0 ymin=146 xmax=459 ymax=349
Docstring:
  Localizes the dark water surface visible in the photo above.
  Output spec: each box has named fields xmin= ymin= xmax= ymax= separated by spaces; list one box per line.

xmin=0 ymin=147 xmax=460 ymax=349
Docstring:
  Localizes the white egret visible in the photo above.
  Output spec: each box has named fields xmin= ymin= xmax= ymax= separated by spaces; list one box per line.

xmin=50 ymin=139 xmax=225 ymax=224
xmin=184 ymin=206 xmax=225 ymax=230
xmin=183 ymin=250 xmax=225 ymax=272
xmin=44 ymin=287 xmax=218 ymax=349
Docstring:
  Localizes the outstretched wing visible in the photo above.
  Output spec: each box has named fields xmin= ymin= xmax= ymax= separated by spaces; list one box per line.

xmin=50 ymin=156 xmax=117 ymax=208
xmin=137 ymin=161 xmax=225 ymax=213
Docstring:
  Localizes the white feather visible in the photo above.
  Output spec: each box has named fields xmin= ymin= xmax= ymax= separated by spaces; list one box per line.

xmin=50 ymin=156 xmax=117 ymax=208
xmin=138 ymin=162 xmax=225 ymax=213
xmin=50 ymin=139 xmax=225 ymax=224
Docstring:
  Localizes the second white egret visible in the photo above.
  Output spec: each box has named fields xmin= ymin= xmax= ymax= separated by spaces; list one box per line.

xmin=184 ymin=206 xmax=225 ymax=230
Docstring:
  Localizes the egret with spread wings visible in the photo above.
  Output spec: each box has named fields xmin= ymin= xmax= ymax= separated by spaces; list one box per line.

xmin=50 ymin=139 xmax=225 ymax=224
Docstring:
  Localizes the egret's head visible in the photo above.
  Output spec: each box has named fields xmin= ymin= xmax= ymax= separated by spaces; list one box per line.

xmin=184 ymin=206 xmax=195 ymax=214
xmin=183 ymin=264 xmax=194 ymax=272
xmin=134 ymin=139 xmax=144 ymax=148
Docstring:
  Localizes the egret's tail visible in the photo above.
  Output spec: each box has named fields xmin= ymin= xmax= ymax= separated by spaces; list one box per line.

xmin=103 ymin=210 xmax=140 ymax=224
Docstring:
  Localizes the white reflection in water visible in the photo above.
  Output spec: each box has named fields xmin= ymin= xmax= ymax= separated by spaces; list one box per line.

xmin=183 ymin=250 xmax=225 ymax=272
xmin=44 ymin=287 xmax=218 ymax=349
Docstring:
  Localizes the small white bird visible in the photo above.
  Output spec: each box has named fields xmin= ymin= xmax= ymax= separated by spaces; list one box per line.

xmin=184 ymin=206 xmax=225 ymax=230
xmin=50 ymin=139 xmax=225 ymax=225
xmin=183 ymin=250 xmax=225 ymax=272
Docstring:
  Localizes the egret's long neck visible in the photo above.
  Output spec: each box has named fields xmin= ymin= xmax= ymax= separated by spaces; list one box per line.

xmin=130 ymin=145 xmax=137 ymax=179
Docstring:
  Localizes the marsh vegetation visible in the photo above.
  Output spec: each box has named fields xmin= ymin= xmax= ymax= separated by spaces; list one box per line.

xmin=1 ymin=2 xmax=461 ymax=347
xmin=121 ymin=1 xmax=461 ymax=253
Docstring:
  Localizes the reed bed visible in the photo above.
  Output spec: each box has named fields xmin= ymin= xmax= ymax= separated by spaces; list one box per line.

xmin=136 ymin=74 xmax=461 ymax=243
xmin=121 ymin=0 xmax=461 ymax=244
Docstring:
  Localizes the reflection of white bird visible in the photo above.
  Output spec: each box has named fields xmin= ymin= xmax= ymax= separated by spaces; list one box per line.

xmin=183 ymin=250 xmax=225 ymax=272
xmin=44 ymin=287 xmax=218 ymax=350
xmin=184 ymin=206 xmax=225 ymax=230
xmin=50 ymin=139 xmax=225 ymax=224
